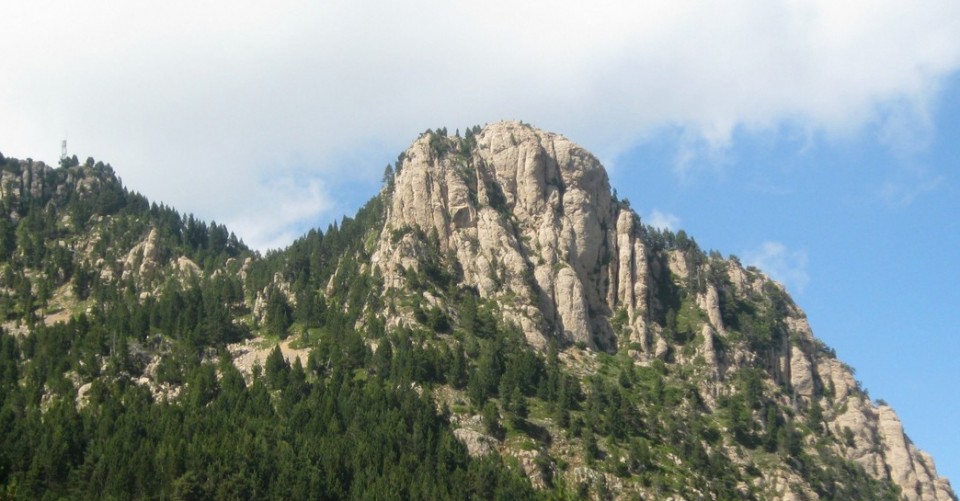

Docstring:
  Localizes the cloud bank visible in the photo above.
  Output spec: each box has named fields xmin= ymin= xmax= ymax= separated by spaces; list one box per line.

xmin=2 ymin=1 xmax=959 ymax=249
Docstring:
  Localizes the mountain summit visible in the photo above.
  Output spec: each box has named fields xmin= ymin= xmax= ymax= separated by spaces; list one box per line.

xmin=370 ymin=121 xmax=954 ymax=499
xmin=378 ymin=121 xmax=620 ymax=350
xmin=0 ymin=125 xmax=954 ymax=499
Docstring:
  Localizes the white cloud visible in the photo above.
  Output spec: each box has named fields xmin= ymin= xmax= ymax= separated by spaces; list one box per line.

xmin=646 ymin=210 xmax=681 ymax=231
xmin=878 ymin=174 xmax=945 ymax=208
xmin=2 ymin=1 xmax=959 ymax=249
xmin=743 ymin=241 xmax=810 ymax=294
xmin=225 ymin=176 xmax=334 ymax=252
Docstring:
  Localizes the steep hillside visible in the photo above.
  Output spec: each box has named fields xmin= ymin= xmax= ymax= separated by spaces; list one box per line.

xmin=0 ymin=154 xmax=249 ymax=329
xmin=356 ymin=122 xmax=954 ymax=500
xmin=0 ymin=127 xmax=954 ymax=500
xmin=0 ymin=154 xmax=539 ymax=500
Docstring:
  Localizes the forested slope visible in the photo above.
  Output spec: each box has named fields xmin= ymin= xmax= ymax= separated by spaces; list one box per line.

xmin=0 ymin=125 xmax=954 ymax=500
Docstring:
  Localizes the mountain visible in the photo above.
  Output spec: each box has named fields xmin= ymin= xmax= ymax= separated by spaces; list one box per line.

xmin=372 ymin=122 xmax=955 ymax=500
xmin=0 ymin=125 xmax=954 ymax=500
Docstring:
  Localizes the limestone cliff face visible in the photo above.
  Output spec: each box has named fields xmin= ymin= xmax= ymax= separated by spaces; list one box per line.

xmin=373 ymin=121 xmax=955 ymax=500
xmin=376 ymin=121 xmax=648 ymax=351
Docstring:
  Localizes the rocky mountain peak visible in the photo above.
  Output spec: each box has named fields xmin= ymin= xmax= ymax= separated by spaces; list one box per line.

xmin=378 ymin=121 xmax=623 ymax=350
xmin=372 ymin=121 xmax=955 ymax=500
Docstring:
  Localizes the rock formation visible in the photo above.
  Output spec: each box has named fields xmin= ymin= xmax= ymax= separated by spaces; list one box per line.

xmin=373 ymin=121 xmax=955 ymax=500
xmin=377 ymin=122 xmax=642 ymax=351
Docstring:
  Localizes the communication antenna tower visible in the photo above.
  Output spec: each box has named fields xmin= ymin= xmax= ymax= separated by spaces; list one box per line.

xmin=60 ymin=140 xmax=67 ymax=162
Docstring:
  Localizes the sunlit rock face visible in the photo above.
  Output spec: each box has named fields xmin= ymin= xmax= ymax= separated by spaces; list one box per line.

xmin=372 ymin=121 xmax=955 ymax=500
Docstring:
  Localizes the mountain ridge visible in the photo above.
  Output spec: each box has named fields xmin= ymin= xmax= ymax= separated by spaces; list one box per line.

xmin=0 ymin=125 xmax=954 ymax=499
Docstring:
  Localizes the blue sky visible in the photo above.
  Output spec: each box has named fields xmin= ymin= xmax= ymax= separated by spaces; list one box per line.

xmin=2 ymin=0 xmax=959 ymax=486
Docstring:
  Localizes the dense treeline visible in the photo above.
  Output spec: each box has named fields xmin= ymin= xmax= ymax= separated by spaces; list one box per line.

xmin=0 ymin=326 xmax=538 ymax=500
xmin=246 ymin=195 xmax=385 ymax=300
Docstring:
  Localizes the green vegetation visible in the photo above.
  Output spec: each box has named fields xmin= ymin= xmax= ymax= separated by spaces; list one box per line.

xmin=0 ymin=324 xmax=539 ymax=500
xmin=0 ymin=152 xmax=909 ymax=500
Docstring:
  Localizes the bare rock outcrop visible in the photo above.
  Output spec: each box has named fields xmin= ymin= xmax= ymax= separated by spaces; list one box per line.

xmin=0 ymin=160 xmax=55 ymax=210
xmin=813 ymin=356 xmax=955 ymax=500
xmin=0 ymin=160 xmax=114 ymax=217
xmin=122 ymin=227 xmax=161 ymax=282
xmin=453 ymin=428 xmax=497 ymax=457
xmin=789 ymin=348 xmax=816 ymax=398
xmin=377 ymin=121 xmax=651 ymax=351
